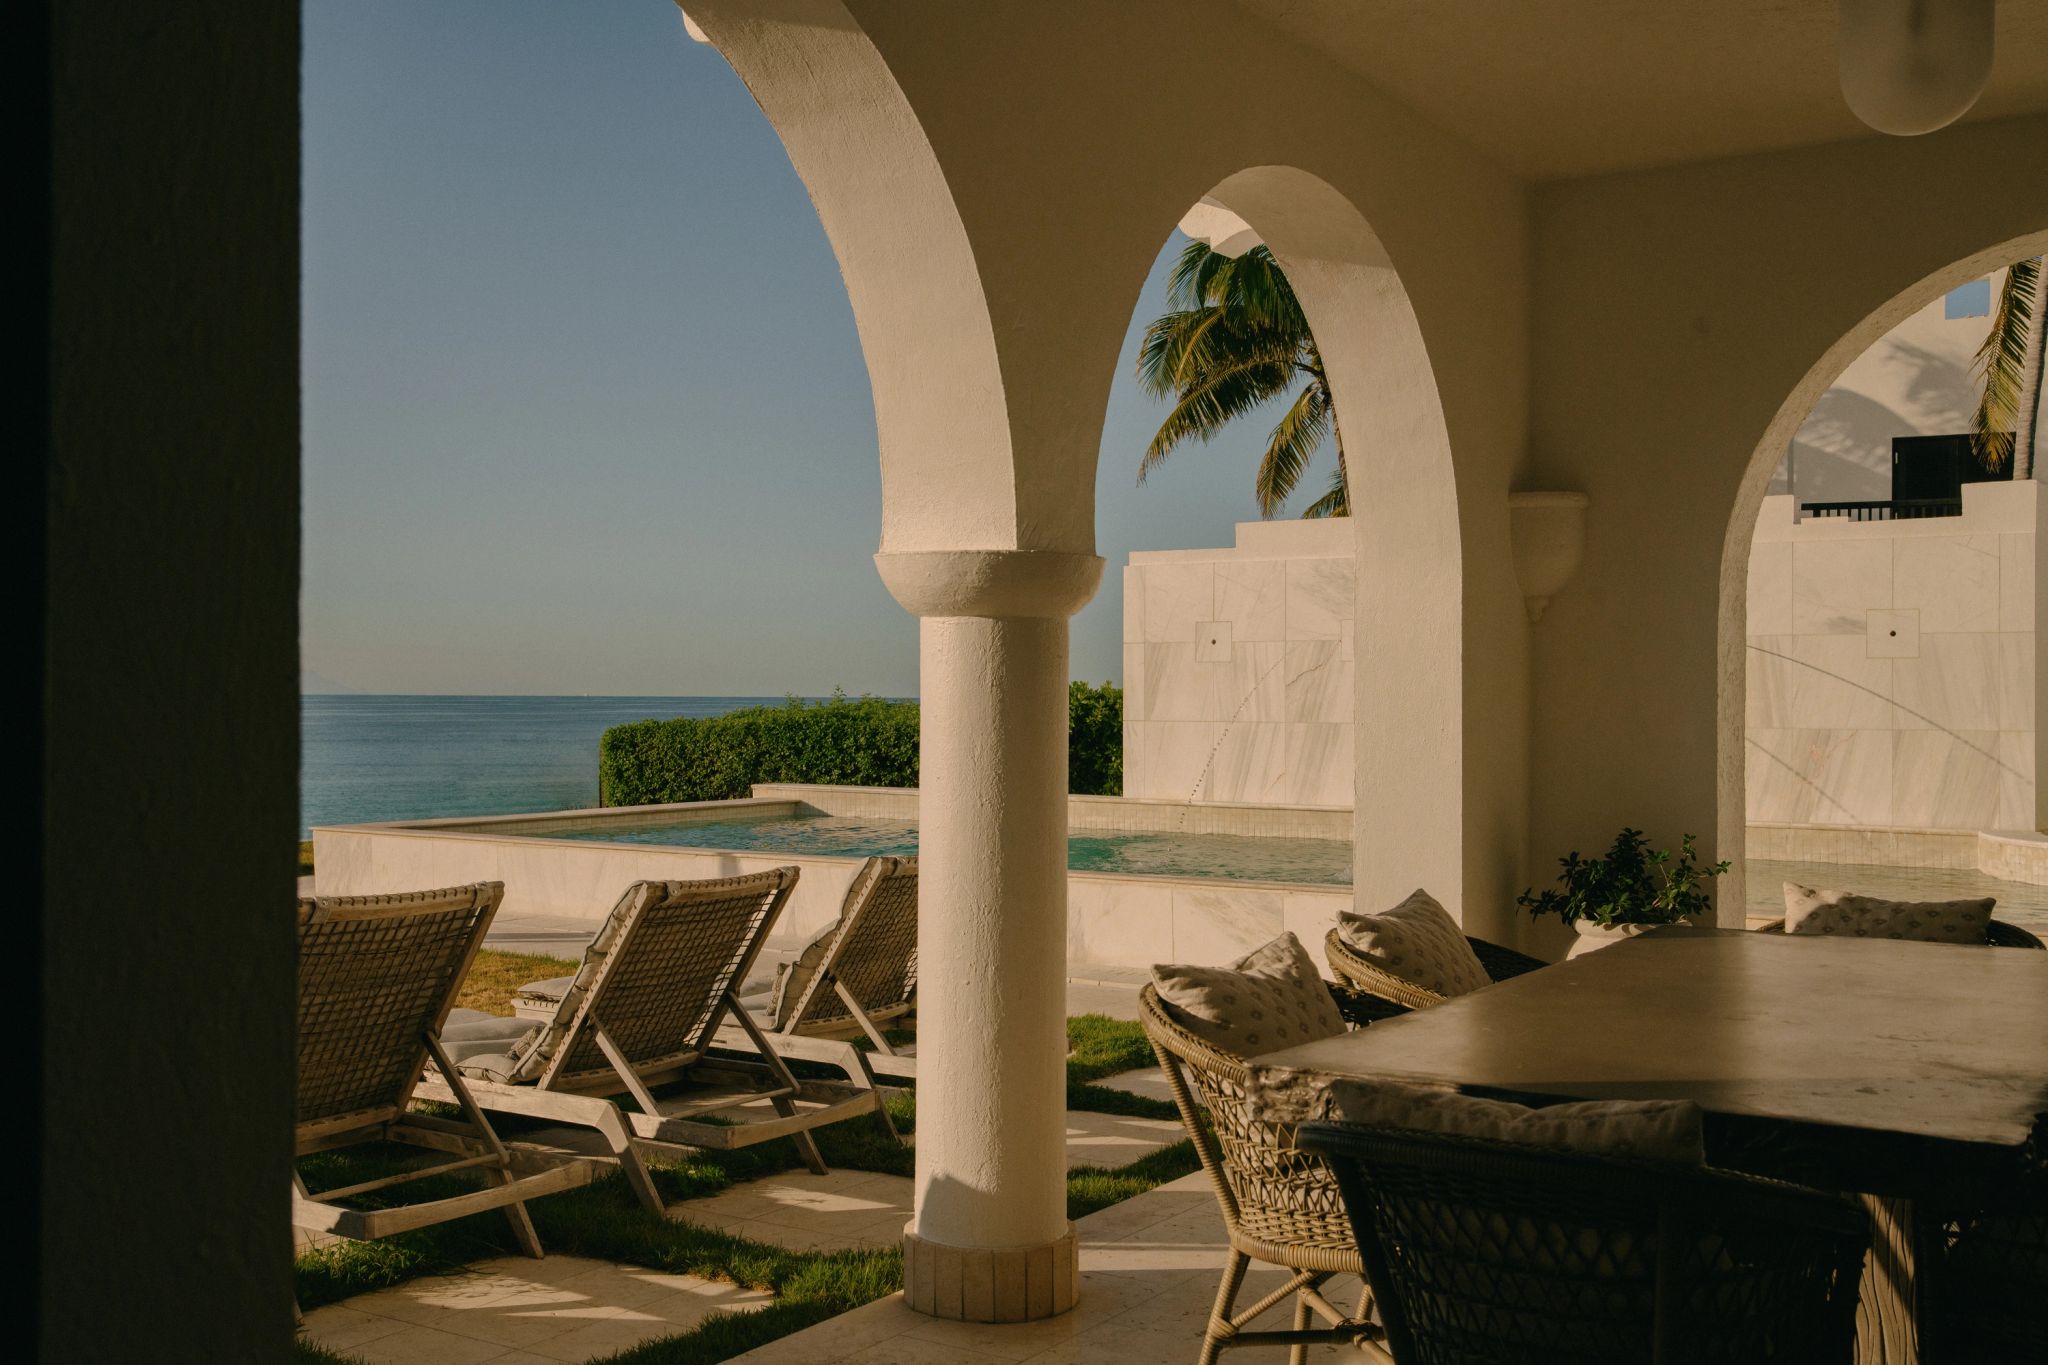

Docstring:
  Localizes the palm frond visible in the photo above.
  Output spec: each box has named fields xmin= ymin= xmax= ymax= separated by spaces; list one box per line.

xmin=1254 ymin=383 xmax=1331 ymax=516
xmin=1301 ymin=441 xmax=1349 ymax=518
xmin=1971 ymin=258 xmax=2039 ymax=472
xmin=1138 ymin=358 xmax=1297 ymax=482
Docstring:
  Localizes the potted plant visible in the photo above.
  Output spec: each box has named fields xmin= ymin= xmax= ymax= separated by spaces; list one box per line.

xmin=1517 ymin=828 xmax=1730 ymax=957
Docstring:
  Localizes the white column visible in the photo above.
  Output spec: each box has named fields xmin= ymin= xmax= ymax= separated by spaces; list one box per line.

xmin=877 ymin=548 xmax=1101 ymax=1324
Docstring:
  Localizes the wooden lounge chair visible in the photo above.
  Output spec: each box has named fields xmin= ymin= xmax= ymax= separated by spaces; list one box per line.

xmin=419 ymin=868 xmax=888 ymax=1215
xmin=1138 ymin=982 xmax=1394 ymax=1363
xmin=1323 ymin=927 xmax=1547 ymax=1012
xmin=1300 ymin=1122 xmax=1870 ymax=1365
xmin=1754 ymin=916 xmax=2046 ymax=949
xmin=714 ymin=854 xmax=920 ymax=1092
xmin=293 ymin=883 xmax=591 ymax=1254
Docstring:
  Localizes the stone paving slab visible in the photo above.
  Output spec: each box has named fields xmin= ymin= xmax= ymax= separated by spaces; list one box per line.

xmin=300 ymin=1254 xmax=772 ymax=1363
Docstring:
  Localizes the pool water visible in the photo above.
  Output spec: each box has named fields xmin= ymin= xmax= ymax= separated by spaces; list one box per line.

xmin=542 ymin=813 xmax=1356 ymax=886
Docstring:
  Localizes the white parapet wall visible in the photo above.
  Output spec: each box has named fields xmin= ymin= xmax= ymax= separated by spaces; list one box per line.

xmin=1745 ymin=478 xmax=2044 ymax=855
xmin=311 ymin=786 xmax=1354 ymax=971
xmin=1122 ymin=518 xmax=1355 ymax=806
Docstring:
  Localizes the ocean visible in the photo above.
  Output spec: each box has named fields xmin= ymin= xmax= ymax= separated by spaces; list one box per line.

xmin=299 ymin=695 xmax=798 ymax=836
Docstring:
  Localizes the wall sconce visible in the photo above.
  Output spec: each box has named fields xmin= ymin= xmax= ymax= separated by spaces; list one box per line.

xmin=1839 ymin=0 xmax=1994 ymax=136
xmin=1509 ymin=492 xmax=1589 ymax=624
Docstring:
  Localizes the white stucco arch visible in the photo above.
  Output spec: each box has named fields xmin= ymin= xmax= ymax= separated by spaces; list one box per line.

xmin=1190 ymin=166 xmax=1468 ymax=920
xmin=1717 ymin=227 xmax=2048 ymax=911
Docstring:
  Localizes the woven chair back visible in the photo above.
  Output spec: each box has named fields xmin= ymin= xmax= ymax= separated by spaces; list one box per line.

xmin=1302 ymin=1123 xmax=1870 ymax=1365
xmin=787 ymin=855 xmax=919 ymax=1032
xmin=539 ymin=868 xmax=797 ymax=1089
xmin=296 ymin=883 xmax=502 ymax=1134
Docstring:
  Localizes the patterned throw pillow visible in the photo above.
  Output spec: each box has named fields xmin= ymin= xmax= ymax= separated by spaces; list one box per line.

xmin=1337 ymin=888 xmax=1492 ymax=996
xmin=1151 ymin=932 xmax=1349 ymax=1058
xmin=1247 ymin=1070 xmax=1705 ymax=1165
xmin=1783 ymin=882 xmax=1994 ymax=945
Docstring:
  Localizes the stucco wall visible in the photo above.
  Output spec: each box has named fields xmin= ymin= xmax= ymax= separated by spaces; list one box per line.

xmin=42 ymin=0 xmax=300 ymax=1354
xmin=1121 ymin=519 xmax=1355 ymax=805
xmin=1747 ymin=481 xmax=2041 ymax=831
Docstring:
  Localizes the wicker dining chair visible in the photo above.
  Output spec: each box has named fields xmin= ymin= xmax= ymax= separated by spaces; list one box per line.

xmin=1914 ymin=1127 xmax=2048 ymax=1364
xmin=1753 ymin=916 xmax=2046 ymax=949
xmin=1138 ymin=982 xmax=1393 ymax=1364
xmin=1323 ymin=926 xmax=1548 ymax=1011
xmin=1299 ymin=1121 xmax=1870 ymax=1365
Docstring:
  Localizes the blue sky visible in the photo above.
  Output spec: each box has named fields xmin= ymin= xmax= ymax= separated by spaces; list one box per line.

xmin=302 ymin=0 xmax=1334 ymax=696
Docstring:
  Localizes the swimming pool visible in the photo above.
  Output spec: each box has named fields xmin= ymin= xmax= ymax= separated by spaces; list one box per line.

xmin=537 ymin=813 xmax=1356 ymax=886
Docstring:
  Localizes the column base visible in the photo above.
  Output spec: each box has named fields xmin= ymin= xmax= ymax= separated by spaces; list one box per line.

xmin=902 ymin=1223 xmax=1079 ymax=1322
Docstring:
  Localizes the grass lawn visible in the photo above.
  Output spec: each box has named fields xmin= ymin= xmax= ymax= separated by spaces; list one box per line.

xmin=458 ymin=947 xmax=580 ymax=1013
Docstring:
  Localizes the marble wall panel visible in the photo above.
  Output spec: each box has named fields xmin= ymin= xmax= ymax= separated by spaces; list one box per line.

xmin=1068 ymin=875 xmax=1174 ymax=968
xmin=1122 ymin=567 xmax=1144 ymax=643
xmin=1285 ymin=558 xmax=1353 ymax=639
xmin=1792 ymin=540 xmax=1892 ymax=634
xmin=1205 ymin=722 xmax=1291 ymax=803
xmin=1747 ymin=540 xmax=1794 ymax=636
xmin=1284 ymin=640 xmax=1351 ymax=723
xmin=1786 ymin=635 xmax=1896 ymax=729
xmin=1121 ymin=722 xmax=1146 ymax=797
xmin=1283 ymin=891 xmax=1353 ymax=955
xmin=1139 ymin=721 xmax=1222 ymax=802
xmin=1745 ymin=636 xmax=1799 ymax=730
xmin=1122 ymin=642 xmax=1146 ymax=721
xmin=1143 ymin=641 xmax=1287 ymax=723
xmin=1747 ymin=728 xmax=1893 ymax=826
xmin=1215 ymin=560 xmax=1287 ymax=642
xmin=1893 ymin=634 xmax=2003 ymax=731
xmin=1284 ymin=722 xmax=1353 ymax=806
xmin=2000 ymin=533 xmax=2035 ymax=634
xmin=1142 ymin=562 xmax=1214 ymax=643
xmin=1891 ymin=729 xmax=2005 ymax=829
xmin=1893 ymin=534 xmax=2000 ymax=633
xmin=1172 ymin=885 xmax=1285 ymax=965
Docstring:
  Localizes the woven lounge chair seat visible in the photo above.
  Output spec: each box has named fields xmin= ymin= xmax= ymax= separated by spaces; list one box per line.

xmin=1323 ymin=925 xmax=1547 ymax=1012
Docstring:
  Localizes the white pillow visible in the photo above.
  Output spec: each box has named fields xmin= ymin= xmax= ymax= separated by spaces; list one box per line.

xmin=1151 ymin=932 xmax=1349 ymax=1057
xmin=1337 ymin=888 xmax=1491 ymax=997
xmin=1783 ymin=882 xmax=1993 ymax=945
xmin=767 ymin=920 xmax=841 ymax=1026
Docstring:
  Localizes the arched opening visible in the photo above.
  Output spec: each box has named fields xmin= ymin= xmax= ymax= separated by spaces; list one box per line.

xmin=1720 ymin=229 xmax=2048 ymax=922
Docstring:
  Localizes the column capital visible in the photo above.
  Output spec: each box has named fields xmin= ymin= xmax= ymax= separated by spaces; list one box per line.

xmin=876 ymin=549 xmax=1102 ymax=620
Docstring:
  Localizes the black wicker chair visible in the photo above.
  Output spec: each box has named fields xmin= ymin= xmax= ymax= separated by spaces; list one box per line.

xmin=1915 ymin=1130 xmax=2048 ymax=1364
xmin=1324 ymin=927 xmax=1548 ymax=1012
xmin=1299 ymin=1121 xmax=1870 ymax=1364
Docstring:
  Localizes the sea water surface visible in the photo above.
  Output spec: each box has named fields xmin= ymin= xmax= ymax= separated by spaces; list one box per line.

xmin=299 ymin=695 xmax=790 ymax=835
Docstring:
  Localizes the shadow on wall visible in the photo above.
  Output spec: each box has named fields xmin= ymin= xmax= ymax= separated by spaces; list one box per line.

xmin=1771 ymin=336 xmax=1984 ymax=502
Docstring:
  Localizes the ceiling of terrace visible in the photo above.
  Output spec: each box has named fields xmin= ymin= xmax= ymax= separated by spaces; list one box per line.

xmin=1237 ymin=0 xmax=2048 ymax=180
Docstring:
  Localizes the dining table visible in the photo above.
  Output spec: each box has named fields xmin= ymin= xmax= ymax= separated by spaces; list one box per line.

xmin=1249 ymin=925 xmax=2048 ymax=1365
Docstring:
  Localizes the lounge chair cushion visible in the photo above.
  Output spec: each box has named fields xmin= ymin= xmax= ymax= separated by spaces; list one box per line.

xmin=1252 ymin=1072 xmax=1705 ymax=1165
xmin=514 ymin=974 xmax=574 ymax=1009
xmin=767 ymin=921 xmax=842 ymax=1029
xmin=1151 ymin=931 xmax=1349 ymax=1057
xmin=455 ymin=890 xmax=635 ymax=1085
xmin=1337 ymin=888 xmax=1492 ymax=997
xmin=1783 ymin=882 xmax=1994 ymax=945
xmin=438 ymin=1011 xmax=540 ymax=1071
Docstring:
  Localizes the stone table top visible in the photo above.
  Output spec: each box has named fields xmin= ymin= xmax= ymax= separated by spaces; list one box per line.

xmin=1256 ymin=927 xmax=2048 ymax=1149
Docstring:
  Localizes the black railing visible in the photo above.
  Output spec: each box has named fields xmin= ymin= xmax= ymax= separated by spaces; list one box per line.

xmin=1800 ymin=499 xmax=1963 ymax=522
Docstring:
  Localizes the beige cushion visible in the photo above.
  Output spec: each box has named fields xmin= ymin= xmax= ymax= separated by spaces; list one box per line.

xmin=1783 ymin=882 xmax=1994 ymax=945
xmin=1249 ymin=1070 xmax=1704 ymax=1165
xmin=1151 ymin=932 xmax=1349 ymax=1057
xmin=768 ymin=921 xmax=841 ymax=1028
xmin=1337 ymin=888 xmax=1491 ymax=997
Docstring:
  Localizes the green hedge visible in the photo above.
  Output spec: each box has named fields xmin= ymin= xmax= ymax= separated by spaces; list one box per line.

xmin=599 ymin=684 xmax=1123 ymax=806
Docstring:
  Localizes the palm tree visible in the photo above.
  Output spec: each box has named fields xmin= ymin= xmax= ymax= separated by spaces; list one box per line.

xmin=1134 ymin=240 xmax=1346 ymax=517
xmin=1970 ymin=256 xmax=2042 ymax=478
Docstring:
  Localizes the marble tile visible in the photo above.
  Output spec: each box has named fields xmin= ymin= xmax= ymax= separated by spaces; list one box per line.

xmin=1120 ymin=643 xmax=1145 ymax=721
xmin=1340 ymin=618 xmax=1354 ymax=662
xmin=1282 ymin=640 xmax=1350 ymax=723
xmin=1284 ymin=558 xmax=1353 ymax=639
xmin=1747 ymin=540 xmax=1794 ymax=636
xmin=1068 ymin=876 xmax=1172 ymax=968
xmin=1995 ymin=734 xmax=2038 ymax=830
xmin=1193 ymin=621 xmax=1232 ymax=662
xmin=1745 ymin=636 xmax=1799 ymax=730
xmin=1891 ymin=730 xmax=2010 ymax=830
xmin=1142 ymin=642 xmax=1285 ymax=723
xmin=1786 ymin=635 xmax=1896 ymax=729
xmin=1283 ymin=722 xmax=1353 ymax=806
xmin=1171 ymin=885 xmax=1284 ymax=964
xmin=1893 ymin=534 xmax=2000 ymax=633
xmin=1999 ymin=632 xmax=2036 ymax=731
xmin=1745 ymin=728 xmax=1892 ymax=826
xmin=1283 ymin=889 xmax=1353 ymax=948
xmin=1121 ymin=567 xmax=1143 ymax=643
xmin=1792 ymin=540 xmax=1891 ymax=634
xmin=1141 ymin=722 xmax=1223 ymax=802
xmin=1213 ymin=559 xmax=1285 ymax=642
xmin=2000 ymin=533 xmax=2036 ymax=633
xmin=1141 ymin=563 xmax=1212 ymax=643
xmin=1893 ymin=634 xmax=2012 ymax=731
xmin=1203 ymin=721 xmax=1290 ymax=803
xmin=1866 ymin=608 xmax=1919 ymax=658
xmin=1120 ymin=722 xmax=1146 ymax=797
